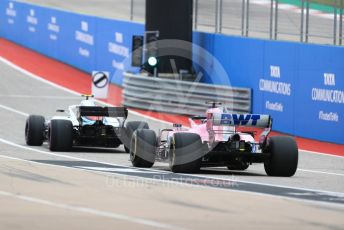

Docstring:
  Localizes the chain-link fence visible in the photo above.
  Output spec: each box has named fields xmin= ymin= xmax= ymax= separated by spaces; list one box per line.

xmin=127 ymin=0 xmax=343 ymax=46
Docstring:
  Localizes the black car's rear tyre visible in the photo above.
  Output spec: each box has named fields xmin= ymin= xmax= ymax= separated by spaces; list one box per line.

xmin=264 ymin=136 xmax=298 ymax=177
xmin=123 ymin=121 xmax=149 ymax=153
xmin=130 ymin=129 xmax=156 ymax=168
xmin=25 ymin=115 xmax=45 ymax=146
xmin=49 ymin=119 xmax=73 ymax=152
xmin=169 ymin=133 xmax=203 ymax=173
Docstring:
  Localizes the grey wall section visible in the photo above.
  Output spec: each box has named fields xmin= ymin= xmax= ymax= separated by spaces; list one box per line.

xmin=122 ymin=72 xmax=252 ymax=115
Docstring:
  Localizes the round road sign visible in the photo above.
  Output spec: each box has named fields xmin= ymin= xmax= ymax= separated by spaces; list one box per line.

xmin=92 ymin=72 xmax=109 ymax=89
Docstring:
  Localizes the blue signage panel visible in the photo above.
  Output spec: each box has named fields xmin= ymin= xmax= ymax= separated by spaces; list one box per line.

xmin=193 ymin=31 xmax=344 ymax=143
xmin=260 ymin=41 xmax=297 ymax=134
xmin=56 ymin=13 xmax=96 ymax=72
xmin=95 ymin=17 xmax=144 ymax=85
xmin=0 ymin=1 xmax=24 ymax=43
xmin=0 ymin=0 xmax=97 ymax=72
xmin=294 ymin=44 xmax=344 ymax=143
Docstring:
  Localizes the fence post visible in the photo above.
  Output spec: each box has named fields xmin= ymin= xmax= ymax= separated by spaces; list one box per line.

xmin=130 ymin=0 xmax=134 ymax=21
xmin=215 ymin=0 xmax=219 ymax=33
xmin=194 ymin=0 xmax=198 ymax=30
xmin=340 ymin=0 xmax=343 ymax=45
xmin=270 ymin=0 xmax=274 ymax=39
xmin=300 ymin=0 xmax=304 ymax=42
xmin=219 ymin=0 xmax=223 ymax=33
xmin=334 ymin=2 xmax=338 ymax=45
xmin=305 ymin=0 xmax=310 ymax=43
xmin=246 ymin=0 xmax=250 ymax=36
xmin=241 ymin=0 xmax=246 ymax=36
xmin=274 ymin=0 xmax=279 ymax=40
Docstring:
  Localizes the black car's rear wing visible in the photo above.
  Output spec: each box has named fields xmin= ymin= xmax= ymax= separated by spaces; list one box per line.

xmin=77 ymin=106 xmax=128 ymax=118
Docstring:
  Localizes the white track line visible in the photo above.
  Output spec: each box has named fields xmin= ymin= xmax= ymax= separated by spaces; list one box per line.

xmin=0 ymin=189 xmax=185 ymax=230
xmin=0 ymin=104 xmax=29 ymax=117
xmin=298 ymin=169 xmax=344 ymax=177
xmin=0 ymin=56 xmax=172 ymax=126
xmin=301 ymin=149 xmax=344 ymax=159
xmin=0 ymin=130 xmax=170 ymax=175
xmin=0 ymin=94 xmax=79 ymax=99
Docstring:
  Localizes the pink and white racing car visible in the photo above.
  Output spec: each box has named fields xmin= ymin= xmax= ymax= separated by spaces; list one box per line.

xmin=129 ymin=103 xmax=298 ymax=177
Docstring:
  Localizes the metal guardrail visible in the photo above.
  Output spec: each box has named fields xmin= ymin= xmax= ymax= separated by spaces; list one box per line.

xmin=127 ymin=0 xmax=343 ymax=46
xmin=122 ymin=72 xmax=252 ymax=116
xmin=194 ymin=0 xmax=344 ymax=46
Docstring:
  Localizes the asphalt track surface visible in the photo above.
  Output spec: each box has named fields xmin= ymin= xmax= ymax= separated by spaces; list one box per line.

xmin=0 ymin=46 xmax=344 ymax=229
xmin=18 ymin=0 xmax=337 ymax=44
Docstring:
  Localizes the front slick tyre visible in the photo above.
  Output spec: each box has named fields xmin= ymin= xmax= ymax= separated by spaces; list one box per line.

xmin=49 ymin=119 xmax=73 ymax=152
xmin=264 ymin=136 xmax=298 ymax=177
xmin=170 ymin=133 xmax=203 ymax=174
xmin=130 ymin=129 xmax=156 ymax=168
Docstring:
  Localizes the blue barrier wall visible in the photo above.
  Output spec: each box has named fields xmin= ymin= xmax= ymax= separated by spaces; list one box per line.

xmin=0 ymin=0 xmax=144 ymax=84
xmin=193 ymin=33 xmax=344 ymax=144
xmin=0 ymin=0 xmax=343 ymax=144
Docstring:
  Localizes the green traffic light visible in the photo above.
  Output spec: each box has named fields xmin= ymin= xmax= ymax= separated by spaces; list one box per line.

xmin=147 ymin=56 xmax=158 ymax=67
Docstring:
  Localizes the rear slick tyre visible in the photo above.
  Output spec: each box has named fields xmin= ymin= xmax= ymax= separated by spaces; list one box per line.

xmin=25 ymin=115 xmax=45 ymax=146
xmin=169 ymin=133 xmax=203 ymax=173
xmin=49 ymin=119 xmax=73 ymax=152
xmin=264 ymin=136 xmax=298 ymax=177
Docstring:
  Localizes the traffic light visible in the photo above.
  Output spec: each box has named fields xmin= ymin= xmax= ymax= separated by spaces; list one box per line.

xmin=143 ymin=31 xmax=159 ymax=76
xmin=147 ymin=56 xmax=158 ymax=67
xmin=131 ymin=35 xmax=143 ymax=67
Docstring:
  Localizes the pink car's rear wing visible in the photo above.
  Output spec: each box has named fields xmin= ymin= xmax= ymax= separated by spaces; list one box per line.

xmin=211 ymin=113 xmax=271 ymax=128
xmin=208 ymin=113 xmax=272 ymax=146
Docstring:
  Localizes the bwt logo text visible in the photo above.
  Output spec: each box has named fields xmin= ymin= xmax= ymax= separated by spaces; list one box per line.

xmin=220 ymin=114 xmax=261 ymax=126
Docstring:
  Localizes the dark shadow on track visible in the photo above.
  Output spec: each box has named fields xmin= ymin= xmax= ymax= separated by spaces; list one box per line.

xmin=72 ymin=147 xmax=125 ymax=154
xmin=32 ymin=160 xmax=119 ymax=168
xmin=40 ymin=144 xmax=126 ymax=154
xmin=152 ymin=166 xmax=265 ymax=177
xmin=199 ymin=168 xmax=266 ymax=177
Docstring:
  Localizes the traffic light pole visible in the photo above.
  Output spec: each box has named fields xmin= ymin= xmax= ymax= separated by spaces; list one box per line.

xmin=153 ymin=67 xmax=157 ymax=77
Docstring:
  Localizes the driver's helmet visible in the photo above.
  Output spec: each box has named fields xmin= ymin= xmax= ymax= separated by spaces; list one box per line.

xmin=80 ymin=99 xmax=96 ymax=107
xmin=80 ymin=99 xmax=98 ymax=125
